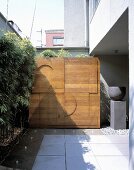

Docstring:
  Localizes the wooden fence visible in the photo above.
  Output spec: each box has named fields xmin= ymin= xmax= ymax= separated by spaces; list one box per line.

xmin=29 ymin=57 xmax=100 ymax=128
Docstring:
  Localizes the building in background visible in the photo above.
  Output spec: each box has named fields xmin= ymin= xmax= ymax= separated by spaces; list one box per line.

xmin=45 ymin=29 xmax=64 ymax=47
xmin=0 ymin=12 xmax=23 ymax=38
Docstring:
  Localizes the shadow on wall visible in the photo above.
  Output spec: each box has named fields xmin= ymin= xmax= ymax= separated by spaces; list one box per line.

xmin=29 ymin=57 xmax=100 ymax=129
xmin=29 ymin=63 xmax=79 ymax=128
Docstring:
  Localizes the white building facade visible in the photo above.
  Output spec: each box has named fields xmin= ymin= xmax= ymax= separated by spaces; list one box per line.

xmin=64 ymin=0 xmax=134 ymax=169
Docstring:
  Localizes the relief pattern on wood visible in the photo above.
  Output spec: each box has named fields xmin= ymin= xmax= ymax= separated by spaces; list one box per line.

xmin=32 ymin=58 xmax=64 ymax=93
xmin=29 ymin=57 xmax=100 ymax=128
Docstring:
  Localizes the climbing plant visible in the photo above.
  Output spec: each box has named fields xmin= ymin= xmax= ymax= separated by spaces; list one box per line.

xmin=57 ymin=48 xmax=72 ymax=58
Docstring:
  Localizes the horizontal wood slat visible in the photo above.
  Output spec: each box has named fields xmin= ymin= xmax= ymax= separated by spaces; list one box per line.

xmin=29 ymin=57 xmax=100 ymax=128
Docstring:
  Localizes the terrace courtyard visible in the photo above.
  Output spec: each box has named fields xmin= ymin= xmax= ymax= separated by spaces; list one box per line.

xmin=0 ymin=128 xmax=128 ymax=170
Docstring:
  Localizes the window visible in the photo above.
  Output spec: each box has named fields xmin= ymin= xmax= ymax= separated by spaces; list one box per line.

xmin=53 ymin=37 xmax=64 ymax=46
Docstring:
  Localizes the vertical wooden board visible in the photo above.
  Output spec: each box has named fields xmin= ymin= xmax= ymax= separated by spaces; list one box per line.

xmin=39 ymin=93 xmax=65 ymax=126
xmin=51 ymin=58 xmax=65 ymax=90
xmin=65 ymin=58 xmax=89 ymax=92
xmin=88 ymin=64 xmax=98 ymax=93
xmin=89 ymin=94 xmax=100 ymax=128
xmin=33 ymin=58 xmax=64 ymax=93
xmin=29 ymin=57 xmax=100 ymax=128
xmin=64 ymin=93 xmax=91 ymax=126
xmin=36 ymin=58 xmax=53 ymax=69
xmin=32 ymin=66 xmax=53 ymax=93
xmin=29 ymin=94 xmax=40 ymax=127
xmin=65 ymin=58 xmax=98 ymax=93
xmin=39 ymin=93 xmax=58 ymax=126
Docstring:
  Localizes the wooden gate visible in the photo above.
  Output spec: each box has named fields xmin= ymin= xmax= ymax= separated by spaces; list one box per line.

xmin=29 ymin=57 xmax=100 ymax=128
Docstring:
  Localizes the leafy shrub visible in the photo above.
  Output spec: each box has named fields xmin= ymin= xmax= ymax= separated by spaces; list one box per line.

xmin=57 ymin=49 xmax=72 ymax=58
xmin=100 ymin=75 xmax=110 ymax=125
xmin=76 ymin=54 xmax=89 ymax=58
xmin=41 ymin=49 xmax=57 ymax=58
xmin=40 ymin=49 xmax=72 ymax=58
xmin=0 ymin=32 xmax=36 ymax=127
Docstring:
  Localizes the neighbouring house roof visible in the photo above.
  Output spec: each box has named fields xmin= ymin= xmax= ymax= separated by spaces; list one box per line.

xmin=45 ymin=29 xmax=64 ymax=34
xmin=0 ymin=12 xmax=22 ymax=38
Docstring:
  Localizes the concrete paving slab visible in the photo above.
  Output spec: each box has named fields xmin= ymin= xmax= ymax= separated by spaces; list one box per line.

xmin=1 ymin=129 xmax=129 ymax=170
xmin=90 ymin=143 xmax=129 ymax=156
xmin=65 ymin=129 xmax=86 ymax=135
xmin=38 ymin=143 xmax=65 ymax=156
xmin=83 ymin=129 xmax=103 ymax=135
xmin=0 ymin=166 xmax=21 ymax=170
xmin=66 ymin=143 xmax=94 ymax=157
xmin=2 ymin=155 xmax=36 ymax=170
xmin=66 ymin=155 xmax=101 ymax=170
xmin=65 ymin=129 xmax=103 ymax=135
xmin=105 ymin=135 xmax=128 ymax=143
xmin=65 ymin=135 xmax=90 ymax=143
xmin=42 ymin=135 xmax=65 ymax=144
xmin=44 ymin=129 xmax=65 ymax=135
xmin=32 ymin=156 xmax=66 ymax=170
xmin=87 ymin=135 xmax=128 ymax=144
xmin=95 ymin=156 xmax=128 ymax=170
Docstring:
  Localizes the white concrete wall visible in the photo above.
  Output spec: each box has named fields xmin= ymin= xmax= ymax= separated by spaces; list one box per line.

xmin=129 ymin=0 xmax=134 ymax=169
xmin=64 ymin=0 xmax=89 ymax=47
xmin=90 ymin=0 xmax=129 ymax=52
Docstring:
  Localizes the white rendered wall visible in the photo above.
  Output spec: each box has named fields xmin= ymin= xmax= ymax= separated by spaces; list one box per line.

xmin=90 ymin=0 xmax=129 ymax=52
xmin=129 ymin=0 xmax=134 ymax=169
xmin=64 ymin=0 xmax=89 ymax=47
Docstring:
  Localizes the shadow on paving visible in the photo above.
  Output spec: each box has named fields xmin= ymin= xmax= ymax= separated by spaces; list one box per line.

xmin=1 ymin=129 xmax=45 ymax=170
xmin=0 ymin=129 xmax=99 ymax=170
xmin=32 ymin=129 xmax=97 ymax=170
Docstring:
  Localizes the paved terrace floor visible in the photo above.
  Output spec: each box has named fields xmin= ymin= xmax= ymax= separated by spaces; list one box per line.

xmin=1 ymin=129 xmax=128 ymax=170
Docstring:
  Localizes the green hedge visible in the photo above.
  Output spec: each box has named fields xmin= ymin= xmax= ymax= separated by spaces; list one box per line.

xmin=0 ymin=32 xmax=36 ymax=127
xmin=40 ymin=49 xmax=72 ymax=58
xmin=41 ymin=49 xmax=57 ymax=57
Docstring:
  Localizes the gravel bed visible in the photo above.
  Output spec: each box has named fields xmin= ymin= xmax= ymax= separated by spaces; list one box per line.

xmin=101 ymin=126 xmax=129 ymax=135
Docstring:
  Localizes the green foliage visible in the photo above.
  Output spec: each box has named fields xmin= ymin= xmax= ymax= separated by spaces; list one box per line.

xmin=0 ymin=32 xmax=36 ymax=126
xmin=76 ymin=54 xmax=89 ymax=58
xmin=40 ymin=49 xmax=72 ymax=58
xmin=57 ymin=49 xmax=72 ymax=58
xmin=100 ymin=75 xmax=110 ymax=124
xmin=41 ymin=49 xmax=57 ymax=58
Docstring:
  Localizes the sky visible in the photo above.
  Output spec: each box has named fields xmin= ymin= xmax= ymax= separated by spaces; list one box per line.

xmin=0 ymin=0 xmax=64 ymax=46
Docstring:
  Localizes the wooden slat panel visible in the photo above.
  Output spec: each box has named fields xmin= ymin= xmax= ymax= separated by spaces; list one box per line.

xmin=65 ymin=58 xmax=98 ymax=93
xmin=29 ymin=94 xmax=40 ymax=127
xmin=32 ymin=58 xmax=64 ymax=93
xmin=29 ymin=57 xmax=100 ymax=128
xmin=39 ymin=93 xmax=65 ymax=126
xmin=51 ymin=58 xmax=64 ymax=90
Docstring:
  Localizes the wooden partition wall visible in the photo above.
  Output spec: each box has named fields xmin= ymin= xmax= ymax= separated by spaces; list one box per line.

xmin=29 ymin=57 xmax=100 ymax=128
